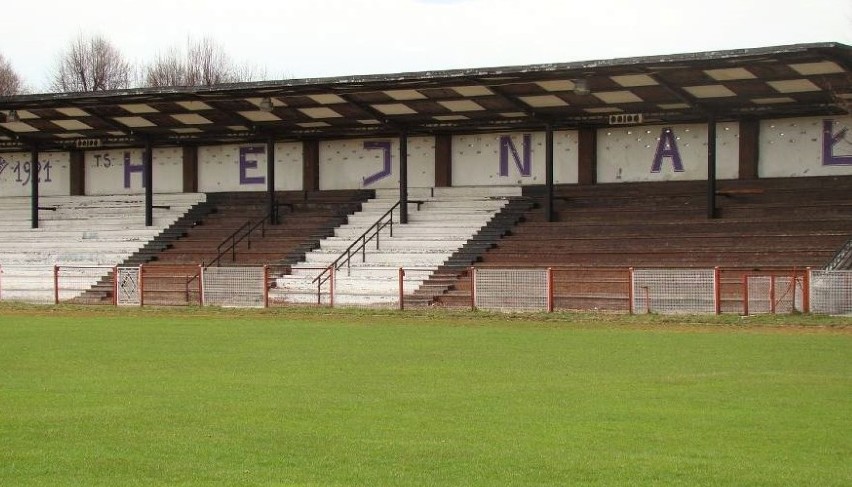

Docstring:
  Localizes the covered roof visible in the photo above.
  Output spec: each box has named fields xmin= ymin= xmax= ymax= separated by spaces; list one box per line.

xmin=0 ymin=42 xmax=850 ymax=150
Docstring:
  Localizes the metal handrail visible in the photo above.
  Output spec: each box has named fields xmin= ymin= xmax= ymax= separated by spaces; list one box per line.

xmin=312 ymin=200 xmax=401 ymax=289
xmin=205 ymin=207 xmax=279 ymax=268
xmin=825 ymin=237 xmax=852 ymax=271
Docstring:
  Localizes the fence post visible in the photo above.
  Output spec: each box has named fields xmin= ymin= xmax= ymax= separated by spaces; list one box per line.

xmin=546 ymin=267 xmax=554 ymax=313
xmin=469 ymin=266 xmax=476 ymax=311
xmin=398 ymin=267 xmax=405 ymax=311
xmin=53 ymin=265 xmax=59 ymax=304
xmin=769 ymin=275 xmax=776 ymax=314
xmin=627 ymin=267 xmax=634 ymax=315
xmin=714 ymin=267 xmax=721 ymax=315
xmin=263 ymin=265 xmax=269 ymax=309
xmin=803 ymin=267 xmax=811 ymax=314
xmin=199 ymin=265 xmax=205 ymax=307
xmin=197 ymin=265 xmax=203 ymax=306
xmin=742 ymin=274 xmax=749 ymax=316
xmin=0 ymin=264 xmax=3 ymax=301
xmin=112 ymin=266 xmax=118 ymax=306
xmin=139 ymin=264 xmax=145 ymax=307
xmin=329 ymin=265 xmax=335 ymax=308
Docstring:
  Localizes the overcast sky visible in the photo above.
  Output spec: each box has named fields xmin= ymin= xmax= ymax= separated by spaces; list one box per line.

xmin=4 ymin=0 xmax=851 ymax=93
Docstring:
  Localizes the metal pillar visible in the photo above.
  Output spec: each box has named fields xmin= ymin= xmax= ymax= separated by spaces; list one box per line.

xmin=30 ymin=146 xmax=39 ymax=229
xmin=267 ymin=135 xmax=277 ymax=223
xmin=144 ymin=138 xmax=153 ymax=226
xmin=707 ymin=118 xmax=717 ymax=219
xmin=399 ymin=130 xmax=409 ymax=224
xmin=545 ymin=124 xmax=555 ymax=222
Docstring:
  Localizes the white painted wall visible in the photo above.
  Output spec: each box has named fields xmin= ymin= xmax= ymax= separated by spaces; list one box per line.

xmin=597 ymin=122 xmax=739 ymax=183
xmin=759 ymin=116 xmax=852 ymax=178
xmin=452 ymin=131 xmax=578 ymax=186
xmin=319 ymin=136 xmax=434 ymax=190
xmin=84 ymin=148 xmax=183 ymax=195
xmin=0 ymin=151 xmax=70 ymax=197
xmin=198 ymin=142 xmax=303 ymax=192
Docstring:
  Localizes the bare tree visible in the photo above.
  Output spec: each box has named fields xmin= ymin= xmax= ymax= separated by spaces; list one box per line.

xmin=145 ymin=37 xmax=264 ymax=87
xmin=0 ymin=53 xmax=24 ymax=96
xmin=50 ymin=33 xmax=133 ymax=92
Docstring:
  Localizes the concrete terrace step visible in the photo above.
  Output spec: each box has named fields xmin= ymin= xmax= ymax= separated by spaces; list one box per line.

xmin=280 ymin=188 xmax=513 ymax=304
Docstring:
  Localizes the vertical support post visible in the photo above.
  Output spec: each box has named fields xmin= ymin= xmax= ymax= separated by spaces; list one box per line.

xmin=0 ymin=264 xmax=3 ymax=301
xmin=545 ymin=124 xmax=555 ymax=222
xmin=69 ymin=150 xmax=85 ymax=196
xmin=577 ymin=127 xmax=597 ymax=185
xmin=469 ymin=266 xmax=476 ymax=311
xmin=302 ymin=139 xmax=320 ymax=192
xmin=739 ymin=118 xmax=760 ymax=180
xmin=803 ymin=267 xmax=811 ymax=314
xmin=263 ymin=265 xmax=269 ymax=308
xmin=627 ymin=267 xmax=635 ymax=315
xmin=546 ymin=267 xmax=554 ymax=313
xmin=266 ymin=135 xmax=276 ymax=224
xmin=714 ymin=266 xmax=721 ymax=315
xmin=742 ymin=274 xmax=749 ymax=316
xmin=53 ymin=265 xmax=59 ymax=304
xmin=434 ymin=134 xmax=452 ymax=187
xmin=398 ymin=267 xmax=405 ymax=311
xmin=182 ymin=145 xmax=199 ymax=193
xmin=144 ymin=138 xmax=153 ymax=227
xmin=707 ymin=118 xmax=718 ymax=219
xmin=399 ymin=130 xmax=409 ymax=224
xmin=30 ymin=146 xmax=39 ymax=229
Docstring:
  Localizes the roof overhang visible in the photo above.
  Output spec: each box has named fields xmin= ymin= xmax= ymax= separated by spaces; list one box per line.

xmin=1 ymin=42 xmax=850 ymax=151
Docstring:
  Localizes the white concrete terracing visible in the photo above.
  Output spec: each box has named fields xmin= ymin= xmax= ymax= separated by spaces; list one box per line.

xmin=0 ymin=193 xmax=205 ymax=303
xmin=270 ymin=186 xmax=521 ymax=306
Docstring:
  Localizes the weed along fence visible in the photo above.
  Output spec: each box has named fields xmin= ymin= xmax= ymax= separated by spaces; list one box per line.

xmin=0 ymin=264 xmax=850 ymax=315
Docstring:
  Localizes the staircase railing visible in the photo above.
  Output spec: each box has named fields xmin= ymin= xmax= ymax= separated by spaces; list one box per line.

xmin=204 ymin=205 xmax=283 ymax=268
xmin=825 ymin=237 xmax=852 ymax=271
xmin=311 ymin=200 xmax=401 ymax=290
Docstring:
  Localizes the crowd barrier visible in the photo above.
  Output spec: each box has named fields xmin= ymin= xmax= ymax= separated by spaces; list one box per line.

xmin=0 ymin=264 xmax=850 ymax=315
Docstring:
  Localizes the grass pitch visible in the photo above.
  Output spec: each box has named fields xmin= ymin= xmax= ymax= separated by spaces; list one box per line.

xmin=1 ymin=305 xmax=850 ymax=486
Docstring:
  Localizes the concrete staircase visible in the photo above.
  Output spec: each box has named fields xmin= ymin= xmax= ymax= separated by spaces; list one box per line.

xmin=269 ymin=186 xmax=522 ymax=306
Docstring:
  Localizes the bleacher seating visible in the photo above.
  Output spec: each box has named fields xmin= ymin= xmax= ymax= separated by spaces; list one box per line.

xmin=0 ymin=193 xmax=205 ymax=303
xmin=428 ymin=176 xmax=852 ymax=310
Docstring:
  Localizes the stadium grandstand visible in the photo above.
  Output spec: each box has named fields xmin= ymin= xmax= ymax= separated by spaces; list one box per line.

xmin=0 ymin=42 xmax=850 ymax=314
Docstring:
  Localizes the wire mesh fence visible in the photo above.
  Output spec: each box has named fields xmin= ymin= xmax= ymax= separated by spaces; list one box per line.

xmin=473 ymin=267 xmax=549 ymax=312
xmin=810 ymin=270 xmax=852 ymax=315
xmin=631 ymin=268 xmax=717 ymax=314
xmin=743 ymin=274 xmax=805 ymax=315
xmin=55 ymin=265 xmax=114 ymax=304
xmin=4 ymin=263 xmax=850 ymax=316
xmin=202 ymin=266 xmax=266 ymax=308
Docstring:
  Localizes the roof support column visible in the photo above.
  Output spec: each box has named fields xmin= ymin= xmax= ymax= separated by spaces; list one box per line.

xmin=545 ymin=124 xmax=555 ymax=222
xmin=144 ymin=138 xmax=153 ymax=227
xmin=399 ymin=130 xmax=408 ymax=224
xmin=267 ymin=135 xmax=277 ymax=224
xmin=30 ymin=146 xmax=39 ymax=229
xmin=707 ymin=118 xmax=717 ymax=219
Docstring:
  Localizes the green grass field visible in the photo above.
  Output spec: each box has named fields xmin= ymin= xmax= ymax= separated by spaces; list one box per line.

xmin=1 ymin=305 xmax=850 ymax=486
